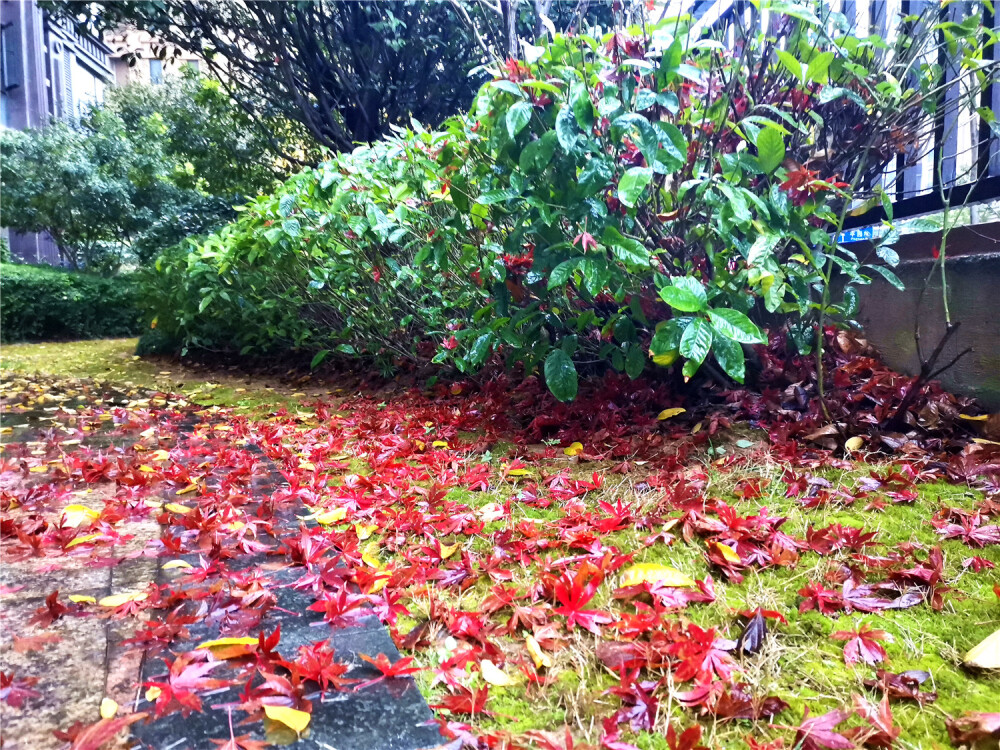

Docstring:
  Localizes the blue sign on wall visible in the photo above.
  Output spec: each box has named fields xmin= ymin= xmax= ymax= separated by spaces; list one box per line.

xmin=837 ymin=225 xmax=885 ymax=244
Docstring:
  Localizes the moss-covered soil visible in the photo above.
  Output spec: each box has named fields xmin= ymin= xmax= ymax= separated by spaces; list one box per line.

xmin=1 ymin=339 xmax=997 ymax=750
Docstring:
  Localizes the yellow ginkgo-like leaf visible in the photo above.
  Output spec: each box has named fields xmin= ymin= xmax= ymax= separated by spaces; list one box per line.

xmin=28 ymin=465 xmax=48 ymax=473
xmin=432 ymin=440 xmax=450 ymax=449
xmin=657 ymin=408 xmax=686 ymax=421
xmin=959 ymin=414 xmax=989 ymax=421
xmin=145 ymin=686 xmax=162 ymax=702
xmin=164 ymin=503 xmax=192 ymax=514
xmin=69 ymin=594 xmax=96 ymax=604
xmin=480 ymin=659 xmax=515 ymax=686
xmin=162 ymin=560 xmax=192 ymax=570
xmin=149 ymin=449 xmax=171 ymax=462
xmin=261 ymin=702 xmax=308 ymax=729
xmin=175 ymin=483 xmax=199 ymax=496
xmin=99 ymin=592 xmax=148 ymax=608
xmin=197 ymin=637 xmax=258 ymax=650
xmin=620 ymin=563 xmax=696 ymax=589
xmin=844 ymin=436 xmax=864 ymax=453
xmin=964 ymin=627 xmax=1000 ymax=670
xmin=61 ymin=504 xmax=100 ymax=528
xmin=439 ymin=541 xmax=460 ymax=560
xmin=563 ymin=442 xmax=584 ymax=457
xmin=66 ymin=533 xmax=102 ymax=549
xmin=354 ymin=523 xmax=378 ymax=541
xmin=525 ymin=634 xmax=552 ymax=669
xmin=710 ymin=541 xmax=741 ymax=563
xmin=100 ymin=697 xmax=118 ymax=719
xmin=313 ymin=507 xmax=347 ymax=525
xmin=507 ymin=468 xmax=530 ymax=477
xmin=362 ymin=541 xmax=382 ymax=568
xmin=298 ymin=460 xmax=316 ymax=471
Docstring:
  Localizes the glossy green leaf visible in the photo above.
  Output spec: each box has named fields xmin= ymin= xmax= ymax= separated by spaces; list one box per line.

xmin=707 ymin=308 xmax=766 ymax=344
xmin=544 ymin=348 xmax=578 ymax=402
xmin=755 ymin=127 xmax=786 ymax=173
xmin=712 ymin=335 xmax=745 ymax=382
xmin=618 ymin=167 xmax=653 ymax=207
xmin=679 ymin=318 xmax=713 ymax=363
xmin=506 ymin=101 xmax=533 ymax=138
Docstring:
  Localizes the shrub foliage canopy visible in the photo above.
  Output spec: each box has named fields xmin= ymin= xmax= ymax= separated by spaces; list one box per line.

xmin=145 ymin=2 xmax=996 ymax=398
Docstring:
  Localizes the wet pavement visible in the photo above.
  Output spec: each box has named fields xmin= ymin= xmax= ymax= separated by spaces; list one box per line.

xmin=1 ymin=381 xmax=449 ymax=750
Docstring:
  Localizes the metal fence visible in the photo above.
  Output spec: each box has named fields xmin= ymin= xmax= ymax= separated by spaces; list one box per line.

xmin=695 ymin=0 xmax=1000 ymax=227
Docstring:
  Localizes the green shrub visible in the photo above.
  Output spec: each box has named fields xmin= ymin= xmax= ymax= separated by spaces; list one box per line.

xmin=1 ymin=264 xmax=142 ymax=342
xmin=145 ymin=2 xmax=991 ymax=399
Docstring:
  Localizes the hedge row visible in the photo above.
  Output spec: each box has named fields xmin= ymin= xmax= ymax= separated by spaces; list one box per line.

xmin=1 ymin=263 xmax=142 ymax=342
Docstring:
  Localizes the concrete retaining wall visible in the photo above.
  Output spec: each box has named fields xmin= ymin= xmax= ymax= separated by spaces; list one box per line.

xmin=853 ymin=222 xmax=1000 ymax=410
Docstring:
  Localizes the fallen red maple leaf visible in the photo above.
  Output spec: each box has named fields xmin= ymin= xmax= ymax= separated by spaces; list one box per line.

xmin=0 ymin=670 xmax=41 ymax=708
xmin=52 ymin=712 xmax=147 ymax=750
xmin=830 ymin=624 xmax=890 ymax=666
xmin=792 ymin=708 xmax=853 ymax=750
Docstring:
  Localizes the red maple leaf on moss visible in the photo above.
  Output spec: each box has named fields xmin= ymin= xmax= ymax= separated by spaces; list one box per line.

xmin=831 ymin=624 xmax=890 ymax=666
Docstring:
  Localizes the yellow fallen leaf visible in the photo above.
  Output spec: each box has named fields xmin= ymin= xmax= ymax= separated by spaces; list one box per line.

xmin=844 ymin=436 xmax=864 ymax=453
xmin=298 ymin=461 xmax=316 ymax=471
xmin=66 ymin=534 xmax=102 ymax=548
xmin=432 ymin=440 xmax=449 ymax=449
xmin=657 ymin=408 xmax=686 ymax=421
xmin=507 ymin=468 xmax=530 ymax=477
xmin=145 ymin=686 xmax=162 ymax=702
xmin=138 ymin=465 xmax=157 ymax=473
xmin=139 ymin=427 xmax=156 ymax=439
xmin=99 ymin=592 xmax=148 ymax=608
xmin=196 ymin=636 xmax=259 ymax=659
xmin=972 ymin=438 xmax=1000 ymax=446
xmin=439 ymin=541 xmax=460 ymax=560
xmin=175 ymin=483 xmax=199 ymax=496
xmin=710 ymin=541 xmax=741 ymax=564
xmin=162 ymin=560 xmax=192 ymax=570
xmin=29 ymin=465 xmax=48 ymax=473
xmin=959 ymin=414 xmax=990 ymax=421
xmin=525 ymin=634 xmax=552 ymax=669
xmin=164 ymin=503 xmax=192 ymax=514
xmin=61 ymin=504 xmax=100 ymax=528
xmin=367 ymin=570 xmax=390 ymax=595
xmin=69 ymin=594 xmax=97 ymax=604
xmin=362 ymin=541 xmax=381 ymax=568
xmin=150 ymin=449 xmax=171 ymax=462
xmin=354 ymin=523 xmax=378 ymax=541
xmin=100 ymin=697 xmax=118 ymax=719
xmin=197 ymin=637 xmax=259 ymax=649
xmin=964 ymin=627 xmax=1000 ymax=670
xmin=313 ymin=507 xmax=347 ymax=525
xmin=563 ymin=441 xmax=584 ymax=457
xmin=480 ymin=659 xmax=515 ymax=686
xmin=691 ymin=422 xmax=703 ymax=435
xmin=620 ymin=563 xmax=696 ymax=589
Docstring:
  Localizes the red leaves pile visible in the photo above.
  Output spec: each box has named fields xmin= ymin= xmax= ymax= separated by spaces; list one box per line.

xmin=1 ymin=328 xmax=997 ymax=750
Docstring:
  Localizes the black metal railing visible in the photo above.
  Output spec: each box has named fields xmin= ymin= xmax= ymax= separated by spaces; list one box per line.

xmin=699 ymin=0 xmax=1000 ymax=225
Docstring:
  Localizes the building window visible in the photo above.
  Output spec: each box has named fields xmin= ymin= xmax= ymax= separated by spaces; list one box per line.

xmin=149 ymin=58 xmax=163 ymax=84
